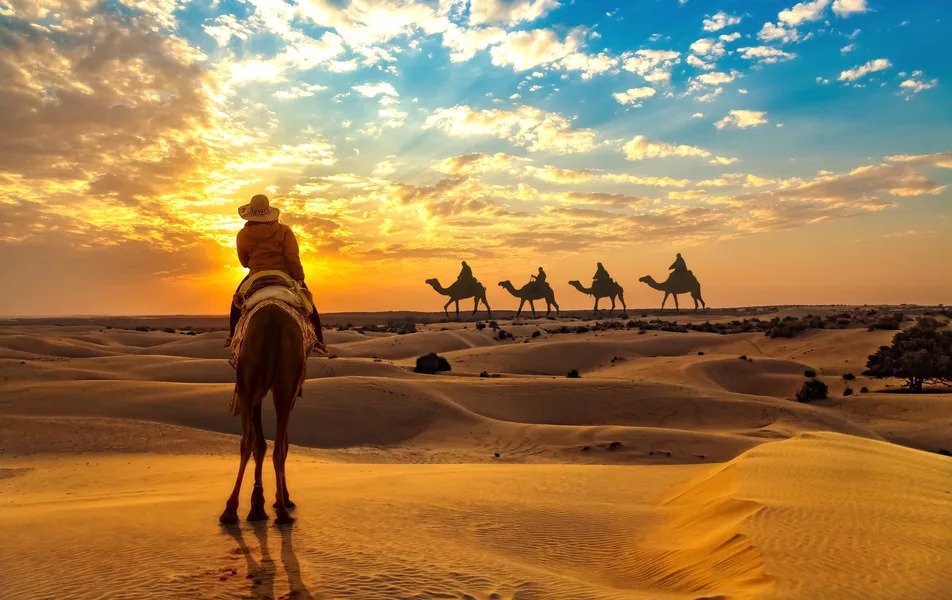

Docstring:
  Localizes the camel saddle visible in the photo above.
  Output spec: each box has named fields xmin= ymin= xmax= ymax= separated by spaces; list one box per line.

xmin=234 ymin=270 xmax=314 ymax=314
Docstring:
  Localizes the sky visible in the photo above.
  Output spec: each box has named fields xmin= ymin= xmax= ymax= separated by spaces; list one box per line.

xmin=0 ymin=0 xmax=950 ymax=316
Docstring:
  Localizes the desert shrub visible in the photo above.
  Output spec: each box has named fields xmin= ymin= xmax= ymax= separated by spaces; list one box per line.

xmin=860 ymin=386 xmax=869 ymax=393
xmin=796 ymin=378 xmax=828 ymax=402
xmin=567 ymin=369 xmax=580 ymax=378
xmin=804 ymin=369 xmax=817 ymax=378
xmin=387 ymin=319 xmax=417 ymax=335
xmin=575 ymin=326 xmax=590 ymax=334
xmin=843 ymin=387 xmax=854 ymax=396
xmin=697 ymin=351 xmax=705 ymax=355
xmin=497 ymin=330 xmax=512 ymax=340
xmin=843 ymin=373 xmax=856 ymax=381
xmin=162 ymin=327 xmax=175 ymax=334
xmin=739 ymin=355 xmax=748 ymax=361
xmin=869 ymin=315 xmax=902 ymax=331
xmin=134 ymin=326 xmax=151 ymax=332
xmin=531 ymin=330 xmax=541 ymax=338
xmin=864 ymin=318 xmax=952 ymax=392
xmin=488 ymin=320 xmax=500 ymax=330
xmin=414 ymin=353 xmax=451 ymax=374
xmin=475 ymin=322 xmax=486 ymax=330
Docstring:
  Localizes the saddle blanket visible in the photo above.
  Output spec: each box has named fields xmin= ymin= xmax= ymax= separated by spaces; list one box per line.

xmin=227 ymin=297 xmax=322 ymax=415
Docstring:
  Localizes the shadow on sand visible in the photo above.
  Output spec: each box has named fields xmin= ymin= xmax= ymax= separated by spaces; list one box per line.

xmin=225 ymin=524 xmax=314 ymax=599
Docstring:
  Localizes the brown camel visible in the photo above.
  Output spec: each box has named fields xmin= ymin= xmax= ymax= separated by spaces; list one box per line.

xmin=639 ymin=272 xmax=706 ymax=312
xmin=220 ymin=304 xmax=304 ymax=526
xmin=425 ymin=277 xmax=492 ymax=319
xmin=498 ymin=280 xmax=559 ymax=317
xmin=568 ymin=279 xmax=626 ymax=316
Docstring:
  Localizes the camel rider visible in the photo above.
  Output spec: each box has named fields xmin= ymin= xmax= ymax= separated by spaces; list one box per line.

xmin=530 ymin=266 xmax=547 ymax=285
xmin=456 ymin=260 xmax=475 ymax=285
xmin=227 ymin=194 xmax=323 ymax=347
xmin=593 ymin=262 xmax=611 ymax=285
xmin=669 ymin=253 xmax=688 ymax=273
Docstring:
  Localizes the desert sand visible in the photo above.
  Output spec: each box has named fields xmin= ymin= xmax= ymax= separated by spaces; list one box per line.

xmin=1 ymin=309 xmax=951 ymax=599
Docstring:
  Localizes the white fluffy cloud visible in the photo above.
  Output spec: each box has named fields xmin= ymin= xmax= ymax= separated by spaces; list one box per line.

xmin=490 ymin=28 xmax=581 ymax=71
xmin=703 ymin=11 xmax=741 ymax=32
xmin=468 ymin=0 xmax=560 ymax=26
xmin=425 ymin=105 xmax=598 ymax=153
xmin=778 ymin=0 xmax=831 ymax=26
xmin=737 ymin=46 xmax=797 ymax=63
xmin=612 ymin=87 xmax=657 ymax=107
xmin=832 ymin=0 xmax=868 ymax=17
xmin=839 ymin=58 xmax=891 ymax=81
xmin=622 ymin=135 xmax=732 ymax=165
xmin=899 ymin=75 xmax=938 ymax=98
xmin=620 ymin=49 xmax=681 ymax=84
xmin=715 ymin=110 xmax=769 ymax=129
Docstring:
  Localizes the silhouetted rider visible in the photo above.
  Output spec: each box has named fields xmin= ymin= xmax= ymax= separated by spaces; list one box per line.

xmin=593 ymin=262 xmax=611 ymax=285
xmin=531 ymin=266 xmax=547 ymax=285
xmin=456 ymin=260 xmax=474 ymax=285
xmin=669 ymin=253 xmax=688 ymax=273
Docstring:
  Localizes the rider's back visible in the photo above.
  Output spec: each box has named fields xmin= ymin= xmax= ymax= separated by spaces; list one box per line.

xmin=237 ymin=221 xmax=305 ymax=281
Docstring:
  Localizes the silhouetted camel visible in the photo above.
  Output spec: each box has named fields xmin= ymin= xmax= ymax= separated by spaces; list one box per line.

xmin=425 ymin=277 xmax=492 ymax=319
xmin=498 ymin=280 xmax=560 ymax=317
xmin=220 ymin=304 xmax=303 ymax=526
xmin=639 ymin=272 xmax=706 ymax=312
xmin=568 ymin=279 xmax=626 ymax=316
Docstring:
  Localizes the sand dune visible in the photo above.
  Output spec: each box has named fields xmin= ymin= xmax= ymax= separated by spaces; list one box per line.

xmin=1 ymin=310 xmax=950 ymax=598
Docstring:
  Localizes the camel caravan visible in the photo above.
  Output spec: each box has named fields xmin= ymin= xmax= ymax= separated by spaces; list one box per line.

xmin=427 ymin=254 xmax=706 ymax=319
xmin=218 ymin=195 xmax=706 ymax=525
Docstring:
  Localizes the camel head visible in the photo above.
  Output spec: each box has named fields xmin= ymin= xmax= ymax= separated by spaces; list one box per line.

xmin=497 ymin=280 xmax=512 ymax=288
xmin=568 ymin=280 xmax=581 ymax=287
xmin=424 ymin=278 xmax=441 ymax=290
xmin=638 ymin=275 xmax=654 ymax=284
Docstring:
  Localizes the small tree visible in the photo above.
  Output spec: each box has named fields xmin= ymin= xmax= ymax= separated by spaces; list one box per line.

xmin=863 ymin=318 xmax=952 ymax=392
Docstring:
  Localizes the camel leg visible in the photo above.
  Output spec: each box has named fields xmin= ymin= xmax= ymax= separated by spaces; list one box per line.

xmin=247 ymin=402 xmax=269 ymax=522
xmin=219 ymin=407 xmax=255 ymax=525
xmin=608 ymin=296 xmax=615 ymax=315
xmin=529 ymin=300 xmax=536 ymax=318
xmin=673 ymin=294 xmax=680 ymax=313
xmin=443 ymin=299 xmax=452 ymax=319
xmin=516 ymin=299 xmax=524 ymax=318
xmin=619 ymin=293 xmax=627 ymax=313
xmin=593 ymin=297 xmax=599 ymax=316
xmin=272 ymin=395 xmax=295 ymax=526
xmin=661 ymin=292 xmax=668 ymax=311
xmin=483 ymin=295 xmax=492 ymax=318
xmin=273 ymin=435 xmax=294 ymax=509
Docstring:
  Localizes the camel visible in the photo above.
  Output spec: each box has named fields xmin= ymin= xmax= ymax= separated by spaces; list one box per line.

xmin=568 ymin=279 xmax=626 ymax=316
xmin=425 ymin=277 xmax=492 ymax=319
xmin=498 ymin=280 xmax=560 ymax=317
xmin=639 ymin=271 xmax=706 ymax=312
xmin=220 ymin=304 xmax=304 ymax=526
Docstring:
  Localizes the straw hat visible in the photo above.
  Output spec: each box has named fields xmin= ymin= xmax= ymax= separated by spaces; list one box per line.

xmin=238 ymin=194 xmax=280 ymax=222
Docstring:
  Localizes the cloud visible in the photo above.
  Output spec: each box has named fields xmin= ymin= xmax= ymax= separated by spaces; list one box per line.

xmin=432 ymin=152 xmax=528 ymax=175
xmin=440 ymin=24 xmax=507 ymax=62
xmin=612 ymin=86 xmax=657 ymax=107
xmin=468 ymin=0 xmax=560 ymax=26
xmin=425 ymin=105 xmax=599 ymax=153
xmin=703 ymin=11 xmax=741 ymax=32
xmin=690 ymin=37 xmax=726 ymax=58
xmin=272 ymin=83 xmax=329 ymax=100
xmin=838 ymin=58 xmax=891 ymax=81
xmin=899 ymin=75 xmax=938 ymax=98
xmin=622 ymin=135 xmax=733 ymax=164
xmin=715 ymin=110 xmax=769 ymax=129
xmin=757 ymin=22 xmax=800 ymax=43
xmin=558 ymin=52 xmax=619 ymax=79
xmin=778 ymin=0 xmax=831 ymax=26
xmin=489 ymin=28 xmax=582 ymax=71
xmin=353 ymin=82 xmax=399 ymax=98
xmin=620 ymin=49 xmax=681 ymax=83
xmin=832 ymin=0 xmax=868 ymax=17
xmin=736 ymin=46 xmax=797 ymax=63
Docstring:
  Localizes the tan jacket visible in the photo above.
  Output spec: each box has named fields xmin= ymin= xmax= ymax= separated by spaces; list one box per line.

xmin=236 ymin=221 xmax=305 ymax=281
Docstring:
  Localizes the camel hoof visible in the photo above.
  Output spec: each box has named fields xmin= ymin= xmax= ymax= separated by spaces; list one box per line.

xmin=274 ymin=499 xmax=296 ymax=509
xmin=275 ymin=513 xmax=295 ymax=526
xmin=219 ymin=511 xmax=239 ymax=526
xmin=246 ymin=509 xmax=269 ymax=522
